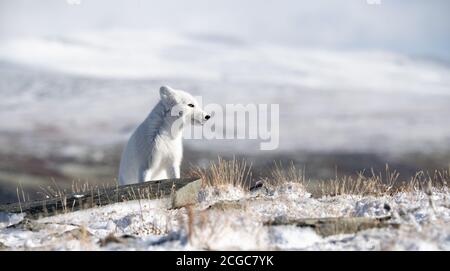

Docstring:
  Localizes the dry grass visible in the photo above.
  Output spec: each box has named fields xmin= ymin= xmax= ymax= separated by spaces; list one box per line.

xmin=190 ymin=158 xmax=449 ymax=198
xmin=270 ymin=162 xmax=306 ymax=185
xmin=299 ymin=166 xmax=448 ymax=197
xmin=32 ymin=179 xmax=119 ymax=214
xmin=190 ymin=157 xmax=253 ymax=189
xmin=280 ymin=165 xmax=449 ymax=197
xmin=12 ymin=158 xmax=450 ymax=214
xmin=307 ymin=166 xmax=400 ymax=197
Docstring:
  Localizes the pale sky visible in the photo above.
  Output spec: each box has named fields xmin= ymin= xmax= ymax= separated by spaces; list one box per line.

xmin=0 ymin=0 xmax=449 ymax=61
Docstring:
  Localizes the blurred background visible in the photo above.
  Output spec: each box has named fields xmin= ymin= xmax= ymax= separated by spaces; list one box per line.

xmin=0 ymin=0 xmax=449 ymax=203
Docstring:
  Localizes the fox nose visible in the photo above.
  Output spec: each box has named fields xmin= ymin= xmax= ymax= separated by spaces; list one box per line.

xmin=205 ymin=115 xmax=211 ymax=120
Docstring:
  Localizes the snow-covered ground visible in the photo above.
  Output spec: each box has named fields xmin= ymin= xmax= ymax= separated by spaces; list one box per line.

xmin=1 ymin=183 xmax=449 ymax=250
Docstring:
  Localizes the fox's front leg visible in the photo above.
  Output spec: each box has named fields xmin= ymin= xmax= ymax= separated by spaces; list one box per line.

xmin=143 ymin=154 xmax=161 ymax=182
xmin=143 ymin=169 xmax=153 ymax=182
xmin=166 ymin=164 xmax=180 ymax=179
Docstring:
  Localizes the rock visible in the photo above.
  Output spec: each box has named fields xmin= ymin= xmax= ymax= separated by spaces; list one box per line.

xmin=207 ymin=200 xmax=246 ymax=211
xmin=0 ymin=177 xmax=200 ymax=219
xmin=98 ymin=233 xmax=134 ymax=247
xmin=57 ymin=227 xmax=93 ymax=240
xmin=170 ymin=179 xmax=202 ymax=209
xmin=7 ymin=218 xmax=45 ymax=232
xmin=250 ymin=180 xmax=264 ymax=191
xmin=264 ymin=216 xmax=399 ymax=237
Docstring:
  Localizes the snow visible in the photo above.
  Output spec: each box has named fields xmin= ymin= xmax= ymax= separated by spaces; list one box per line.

xmin=1 ymin=183 xmax=449 ymax=250
xmin=0 ymin=212 xmax=25 ymax=229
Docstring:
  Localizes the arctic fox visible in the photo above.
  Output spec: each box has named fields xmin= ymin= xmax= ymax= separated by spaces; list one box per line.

xmin=118 ymin=86 xmax=210 ymax=185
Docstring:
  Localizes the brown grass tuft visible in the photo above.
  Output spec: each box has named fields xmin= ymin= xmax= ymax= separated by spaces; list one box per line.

xmin=270 ymin=161 xmax=306 ymax=185
xmin=190 ymin=157 xmax=252 ymax=189
xmin=298 ymin=165 xmax=449 ymax=198
xmin=191 ymin=159 xmax=449 ymax=198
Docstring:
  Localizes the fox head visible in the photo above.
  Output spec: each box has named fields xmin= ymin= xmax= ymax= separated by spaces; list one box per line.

xmin=160 ymin=85 xmax=210 ymax=126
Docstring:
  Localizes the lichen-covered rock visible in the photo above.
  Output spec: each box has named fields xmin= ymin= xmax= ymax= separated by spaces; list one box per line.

xmin=171 ymin=179 xmax=202 ymax=208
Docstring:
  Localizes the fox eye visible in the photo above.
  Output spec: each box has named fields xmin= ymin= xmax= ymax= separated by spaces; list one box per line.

xmin=188 ymin=103 xmax=195 ymax=108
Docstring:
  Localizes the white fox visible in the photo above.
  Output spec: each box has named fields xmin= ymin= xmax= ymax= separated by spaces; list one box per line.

xmin=118 ymin=86 xmax=210 ymax=185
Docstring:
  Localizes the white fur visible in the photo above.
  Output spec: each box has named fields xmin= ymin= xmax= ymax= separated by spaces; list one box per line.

xmin=118 ymin=86 xmax=209 ymax=185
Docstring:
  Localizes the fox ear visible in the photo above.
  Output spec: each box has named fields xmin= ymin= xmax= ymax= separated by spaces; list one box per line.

xmin=160 ymin=86 xmax=176 ymax=106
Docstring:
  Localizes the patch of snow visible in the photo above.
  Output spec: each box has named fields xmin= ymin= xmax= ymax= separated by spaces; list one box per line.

xmin=352 ymin=198 xmax=390 ymax=217
xmin=0 ymin=212 xmax=25 ymax=229
xmin=0 ymin=183 xmax=449 ymax=250
xmin=268 ymin=226 xmax=322 ymax=250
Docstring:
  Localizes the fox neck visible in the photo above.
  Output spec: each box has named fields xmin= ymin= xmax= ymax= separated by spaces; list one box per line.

xmin=161 ymin=110 xmax=186 ymax=140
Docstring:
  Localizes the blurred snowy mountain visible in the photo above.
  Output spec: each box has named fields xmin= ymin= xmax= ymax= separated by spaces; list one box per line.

xmin=0 ymin=30 xmax=449 ymax=156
